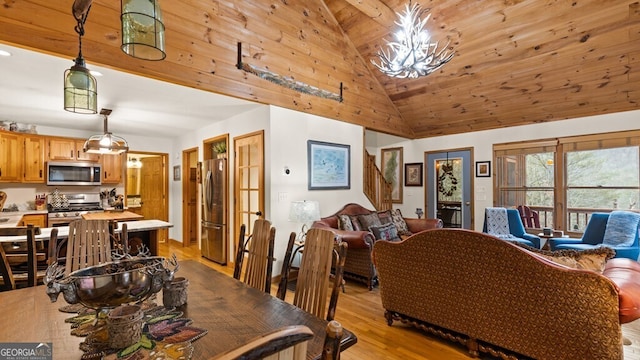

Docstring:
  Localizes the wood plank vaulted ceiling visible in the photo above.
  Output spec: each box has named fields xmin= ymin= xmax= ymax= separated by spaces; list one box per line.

xmin=0 ymin=0 xmax=638 ymax=139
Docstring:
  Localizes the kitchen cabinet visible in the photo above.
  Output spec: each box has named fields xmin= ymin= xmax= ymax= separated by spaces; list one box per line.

xmin=47 ymin=137 xmax=100 ymax=162
xmin=102 ymin=153 xmax=123 ymax=184
xmin=0 ymin=131 xmax=22 ymax=182
xmin=75 ymin=139 xmax=100 ymax=162
xmin=22 ymin=134 xmax=46 ymax=182
xmin=19 ymin=214 xmax=47 ymax=228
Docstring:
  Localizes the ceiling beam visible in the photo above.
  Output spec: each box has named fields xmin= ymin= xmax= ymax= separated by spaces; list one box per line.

xmin=342 ymin=0 xmax=396 ymax=28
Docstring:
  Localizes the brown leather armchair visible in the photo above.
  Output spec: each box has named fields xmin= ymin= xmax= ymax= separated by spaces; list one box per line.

xmin=311 ymin=203 xmax=442 ymax=290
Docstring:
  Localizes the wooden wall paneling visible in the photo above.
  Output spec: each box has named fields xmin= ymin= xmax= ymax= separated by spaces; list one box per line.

xmin=0 ymin=0 xmax=411 ymax=138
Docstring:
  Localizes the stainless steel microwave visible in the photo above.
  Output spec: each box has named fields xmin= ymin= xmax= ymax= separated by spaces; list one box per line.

xmin=46 ymin=161 xmax=102 ymax=186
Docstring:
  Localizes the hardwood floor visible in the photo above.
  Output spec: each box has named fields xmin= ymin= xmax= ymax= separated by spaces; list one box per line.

xmin=160 ymin=241 xmax=640 ymax=360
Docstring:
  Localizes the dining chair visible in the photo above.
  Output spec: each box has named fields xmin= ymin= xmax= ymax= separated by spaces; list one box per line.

xmin=0 ymin=225 xmax=41 ymax=290
xmin=59 ymin=219 xmax=113 ymax=274
xmin=278 ymin=228 xmax=348 ymax=321
xmin=210 ymin=325 xmax=313 ymax=360
xmin=209 ymin=321 xmax=344 ymax=360
xmin=233 ymin=219 xmax=276 ymax=294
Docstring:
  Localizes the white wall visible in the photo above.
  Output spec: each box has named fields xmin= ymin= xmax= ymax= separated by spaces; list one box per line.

xmin=171 ymin=105 xmax=373 ymax=273
xmin=266 ymin=106 xmax=372 ymax=273
xmin=366 ymin=109 xmax=640 ymax=230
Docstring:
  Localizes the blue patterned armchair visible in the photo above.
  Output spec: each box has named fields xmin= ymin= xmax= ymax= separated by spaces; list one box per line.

xmin=549 ymin=212 xmax=640 ymax=260
xmin=482 ymin=208 xmax=541 ymax=248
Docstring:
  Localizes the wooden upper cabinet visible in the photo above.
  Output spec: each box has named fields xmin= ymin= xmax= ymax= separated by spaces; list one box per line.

xmin=23 ymin=134 xmax=46 ymax=183
xmin=47 ymin=137 xmax=75 ymax=161
xmin=47 ymin=138 xmax=100 ymax=162
xmin=0 ymin=131 xmax=22 ymax=182
xmin=75 ymin=139 xmax=100 ymax=162
xmin=102 ymin=153 xmax=123 ymax=184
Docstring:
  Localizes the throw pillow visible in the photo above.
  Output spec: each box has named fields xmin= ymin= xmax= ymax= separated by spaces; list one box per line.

xmin=358 ymin=213 xmax=382 ymax=231
xmin=338 ymin=214 xmax=354 ymax=231
xmin=349 ymin=215 xmax=363 ymax=231
xmin=370 ymin=223 xmax=401 ymax=242
xmin=515 ymin=243 xmax=615 ymax=274
xmin=377 ymin=210 xmax=393 ymax=225
xmin=391 ymin=209 xmax=412 ymax=236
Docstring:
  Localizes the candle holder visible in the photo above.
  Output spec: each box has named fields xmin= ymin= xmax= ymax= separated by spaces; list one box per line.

xmin=107 ymin=304 xmax=143 ymax=349
xmin=163 ymin=277 xmax=189 ymax=308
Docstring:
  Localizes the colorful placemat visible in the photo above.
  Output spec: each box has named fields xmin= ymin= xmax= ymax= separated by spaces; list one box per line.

xmin=60 ymin=300 xmax=207 ymax=360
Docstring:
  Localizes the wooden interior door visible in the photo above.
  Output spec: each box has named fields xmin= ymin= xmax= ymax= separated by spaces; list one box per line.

xmin=234 ymin=131 xmax=265 ymax=258
xmin=182 ymin=147 xmax=199 ymax=247
xmin=140 ymin=155 xmax=168 ymax=241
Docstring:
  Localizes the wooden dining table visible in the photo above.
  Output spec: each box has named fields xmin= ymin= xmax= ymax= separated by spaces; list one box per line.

xmin=0 ymin=259 xmax=357 ymax=359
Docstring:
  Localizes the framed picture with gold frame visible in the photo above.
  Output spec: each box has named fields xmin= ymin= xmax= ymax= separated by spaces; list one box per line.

xmin=381 ymin=147 xmax=403 ymax=203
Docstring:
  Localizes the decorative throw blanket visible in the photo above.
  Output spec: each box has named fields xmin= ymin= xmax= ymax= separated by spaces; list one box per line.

xmin=485 ymin=207 xmax=517 ymax=240
xmin=603 ymin=211 xmax=640 ymax=247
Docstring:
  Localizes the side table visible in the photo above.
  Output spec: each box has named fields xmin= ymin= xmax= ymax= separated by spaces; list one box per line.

xmin=537 ymin=233 xmax=570 ymax=251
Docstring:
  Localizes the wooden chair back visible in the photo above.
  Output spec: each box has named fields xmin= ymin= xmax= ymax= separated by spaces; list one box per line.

xmin=517 ymin=205 xmax=541 ymax=228
xmin=287 ymin=228 xmax=348 ymax=321
xmin=0 ymin=225 xmax=41 ymax=290
xmin=233 ymin=219 xmax=276 ymax=294
xmin=65 ymin=219 xmax=112 ymax=274
xmin=209 ymin=325 xmax=313 ymax=360
xmin=209 ymin=321 xmax=344 ymax=360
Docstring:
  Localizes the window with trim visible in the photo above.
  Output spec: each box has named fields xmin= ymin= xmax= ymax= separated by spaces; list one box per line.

xmin=494 ymin=130 xmax=640 ymax=234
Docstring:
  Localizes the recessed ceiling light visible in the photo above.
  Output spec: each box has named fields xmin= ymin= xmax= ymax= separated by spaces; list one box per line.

xmin=0 ymin=50 xmax=12 ymax=57
xmin=90 ymin=70 xmax=103 ymax=77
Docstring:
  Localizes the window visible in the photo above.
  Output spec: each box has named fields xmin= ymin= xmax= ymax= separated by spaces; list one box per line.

xmin=495 ymin=141 xmax=557 ymax=228
xmin=494 ymin=131 xmax=640 ymax=234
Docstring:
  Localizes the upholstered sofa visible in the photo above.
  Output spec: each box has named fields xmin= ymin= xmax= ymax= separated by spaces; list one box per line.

xmin=373 ymin=228 xmax=640 ymax=360
xmin=311 ymin=203 xmax=442 ymax=289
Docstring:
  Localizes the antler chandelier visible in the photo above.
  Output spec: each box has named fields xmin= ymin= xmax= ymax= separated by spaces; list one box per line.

xmin=371 ymin=2 xmax=454 ymax=79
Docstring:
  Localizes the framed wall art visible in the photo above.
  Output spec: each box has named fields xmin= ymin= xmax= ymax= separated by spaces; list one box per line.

xmin=381 ymin=147 xmax=403 ymax=203
xmin=173 ymin=165 xmax=181 ymax=181
xmin=475 ymin=161 xmax=491 ymax=177
xmin=307 ymin=140 xmax=351 ymax=190
xmin=404 ymin=162 xmax=423 ymax=187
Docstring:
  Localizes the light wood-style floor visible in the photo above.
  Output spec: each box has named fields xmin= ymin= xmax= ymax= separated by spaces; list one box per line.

xmin=160 ymin=241 xmax=640 ymax=360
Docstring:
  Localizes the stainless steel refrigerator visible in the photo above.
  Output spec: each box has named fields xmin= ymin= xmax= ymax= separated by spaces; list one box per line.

xmin=201 ymin=158 xmax=227 ymax=264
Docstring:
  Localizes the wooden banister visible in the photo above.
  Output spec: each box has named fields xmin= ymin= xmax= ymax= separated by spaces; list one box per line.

xmin=363 ymin=150 xmax=392 ymax=211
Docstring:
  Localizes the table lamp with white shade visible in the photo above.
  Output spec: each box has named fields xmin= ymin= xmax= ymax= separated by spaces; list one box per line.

xmin=288 ymin=200 xmax=321 ymax=242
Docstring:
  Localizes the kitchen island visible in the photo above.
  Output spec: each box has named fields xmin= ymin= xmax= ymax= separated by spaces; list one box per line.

xmin=81 ymin=210 xmax=143 ymax=221
xmin=0 ymin=220 xmax=172 ymax=256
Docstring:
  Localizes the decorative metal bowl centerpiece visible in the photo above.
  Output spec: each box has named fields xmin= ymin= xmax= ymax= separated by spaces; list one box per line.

xmin=45 ymin=255 xmax=177 ymax=310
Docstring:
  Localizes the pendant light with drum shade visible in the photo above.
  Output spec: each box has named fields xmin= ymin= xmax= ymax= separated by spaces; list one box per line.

xmin=64 ymin=0 xmax=97 ymax=114
xmin=121 ymin=0 xmax=166 ymax=61
xmin=84 ymin=109 xmax=129 ymax=154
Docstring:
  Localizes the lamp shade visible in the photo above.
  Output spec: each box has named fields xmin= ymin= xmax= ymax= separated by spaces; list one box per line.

xmin=288 ymin=200 xmax=321 ymax=223
xmin=64 ymin=58 xmax=97 ymax=114
xmin=83 ymin=133 xmax=129 ymax=154
xmin=83 ymin=109 xmax=129 ymax=154
xmin=121 ymin=0 xmax=166 ymax=61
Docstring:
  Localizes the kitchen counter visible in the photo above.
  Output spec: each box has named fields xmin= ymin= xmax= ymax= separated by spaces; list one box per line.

xmin=0 ymin=210 xmax=48 ymax=228
xmin=82 ymin=210 xmax=143 ymax=221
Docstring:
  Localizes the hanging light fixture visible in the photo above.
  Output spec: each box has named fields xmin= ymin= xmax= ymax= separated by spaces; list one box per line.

xmin=84 ymin=109 xmax=129 ymax=154
xmin=64 ymin=1 xmax=97 ymax=114
xmin=371 ymin=2 xmax=454 ymax=79
xmin=121 ymin=0 xmax=166 ymax=61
